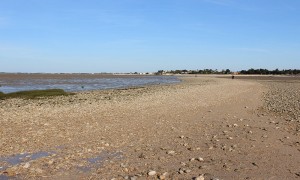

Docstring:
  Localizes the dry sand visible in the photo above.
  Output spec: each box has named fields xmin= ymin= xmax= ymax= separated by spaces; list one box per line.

xmin=0 ymin=76 xmax=299 ymax=179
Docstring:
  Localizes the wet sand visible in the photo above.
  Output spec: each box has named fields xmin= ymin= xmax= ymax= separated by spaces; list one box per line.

xmin=0 ymin=75 xmax=299 ymax=179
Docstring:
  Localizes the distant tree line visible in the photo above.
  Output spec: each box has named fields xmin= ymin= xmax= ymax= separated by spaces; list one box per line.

xmin=239 ymin=68 xmax=300 ymax=75
xmin=156 ymin=68 xmax=300 ymax=75
xmin=156 ymin=69 xmax=232 ymax=75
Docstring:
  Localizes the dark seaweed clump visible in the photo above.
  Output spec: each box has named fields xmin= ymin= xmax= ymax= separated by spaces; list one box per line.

xmin=0 ymin=89 xmax=72 ymax=99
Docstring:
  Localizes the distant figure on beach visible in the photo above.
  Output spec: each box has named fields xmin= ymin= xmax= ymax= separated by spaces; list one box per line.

xmin=232 ymin=75 xmax=235 ymax=79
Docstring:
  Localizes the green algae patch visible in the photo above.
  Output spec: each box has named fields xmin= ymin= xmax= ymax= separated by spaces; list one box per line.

xmin=0 ymin=89 xmax=73 ymax=99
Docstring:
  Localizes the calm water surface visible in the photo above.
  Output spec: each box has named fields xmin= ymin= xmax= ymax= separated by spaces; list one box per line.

xmin=0 ymin=75 xmax=180 ymax=93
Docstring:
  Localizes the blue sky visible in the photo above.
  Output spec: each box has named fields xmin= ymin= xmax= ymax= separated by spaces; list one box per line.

xmin=0 ymin=0 xmax=299 ymax=73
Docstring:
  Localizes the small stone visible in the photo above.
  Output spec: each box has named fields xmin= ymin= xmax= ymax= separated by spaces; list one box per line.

xmin=130 ymin=176 xmax=138 ymax=180
xmin=35 ymin=168 xmax=44 ymax=174
xmin=120 ymin=163 xmax=127 ymax=168
xmin=187 ymin=147 xmax=195 ymax=151
xmin=197 ymin=157 xmax=204 ymax=162
xmin=233 ymin=124 xmax=238 ymax=127
xmin=159 ymin=175 xmax=166 ymax=180
xmin=252 ymin=162 xmax=258 ymax=167
xmin=190 ymin=158 xmax=195 ymax=162
xmin=148 ymin=171 xmax=156 ymax=176
xmin=179 ymin=135 xmax=185 ymax=139
xmin=194 ymin=174 xmax=205 ymax=180
xmin=4 ymin=167 xmax=17 ymax=176
xmin=159 ymin=172 xmax=168 ymax=180
xmin=23 ymin=162 xmax=30 ymax=169
xmin=167 ymin=150 xmax=175 ymax=155
xmin=184 ymin=169 xmax=191 ymax=173
xmin=199 ymin=165 xmax=208 ymax=169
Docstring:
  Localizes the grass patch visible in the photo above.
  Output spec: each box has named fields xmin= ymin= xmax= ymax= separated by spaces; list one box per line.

xmin=0 ymin=89 xmax=72 ymax=99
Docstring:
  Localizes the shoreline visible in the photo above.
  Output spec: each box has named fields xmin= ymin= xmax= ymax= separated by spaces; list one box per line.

xmin=0 ymin=76 xmax=299 ymax=179
xmin=0 ymin=74 xmax=180 ymax=94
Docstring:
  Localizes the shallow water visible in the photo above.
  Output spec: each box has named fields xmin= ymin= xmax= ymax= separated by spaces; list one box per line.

xmin=0 ymin=151 xmax=53 ymax=177
xmin=0 ymin=75 xmax=180 ymax=93
xmin=78 ymin=151 xmax=123 ymax=172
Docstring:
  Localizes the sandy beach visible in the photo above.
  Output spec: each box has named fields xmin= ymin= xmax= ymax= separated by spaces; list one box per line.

xmin=0 ymin=76 xmax=299 ymax=179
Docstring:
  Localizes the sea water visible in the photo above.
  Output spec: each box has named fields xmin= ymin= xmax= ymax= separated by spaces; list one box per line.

xmin=0 ymin=75 xmax=180 ymax=93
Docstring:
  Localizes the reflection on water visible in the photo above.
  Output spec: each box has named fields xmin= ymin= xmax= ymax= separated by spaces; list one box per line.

xmin=0 ymin=76 xmax=180 ymax=93
xmin=0 ymin=149 xmax=122 ymax=178
xmin=0 ymin=151 xmax=53 ymax=178
xmin=78 ymin=151 xmax=123 ymax=172
xmin=0 ymin=152 xmax=52 ymax=167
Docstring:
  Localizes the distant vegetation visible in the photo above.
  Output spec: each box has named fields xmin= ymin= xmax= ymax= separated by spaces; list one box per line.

xmin=156 ymin=68 xmax=300 ymax=75
xmin=0 ymin=89 xmax=72 ymax=100
xmin=156 ymin=69 xmax=232 ymax=75
xmin=239 ymin=68 xmax=300 ymax=75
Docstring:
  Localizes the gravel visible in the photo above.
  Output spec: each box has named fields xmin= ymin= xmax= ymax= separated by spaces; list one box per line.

xmin=263 ymin=81 xmax=300 ymax=122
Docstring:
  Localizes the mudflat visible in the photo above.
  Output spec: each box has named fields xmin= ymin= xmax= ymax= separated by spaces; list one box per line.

xmin=0 ymin=76 xmax=299 ymax=179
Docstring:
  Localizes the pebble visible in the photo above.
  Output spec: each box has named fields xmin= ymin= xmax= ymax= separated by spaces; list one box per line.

xmin=185 ymin=169 xmax=192 ymax=173
xmin=199 ymin=165 xmax=209 ymax=169
xmin=159 ymin=172 xmax=168 ymax=180
xmin=130 ymin=176 xmax=138 ymax=180
xmin=167 ymin=150 xmax=175 ymax=155
xmin=34 ymin=168 xmax=44 ymax=174
xmin=159 ymin=175 xmax=166 ymax=180
xmin=194 ymin=174 xmax=205 ymax=180
xmin=120 ymin=163 xmax=127 ymax=168
xmin=197 ymin=157 xmax=204 ymax=162
xmin=179 ymin=170 xmax=184 ymax=174
xmin=148 ymin=170 xmax=156 ymax=176
xmin=23 ymin=162 xmax=30 ymax=169
xmin=181 ymin=162 xmax=187 ymax=166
